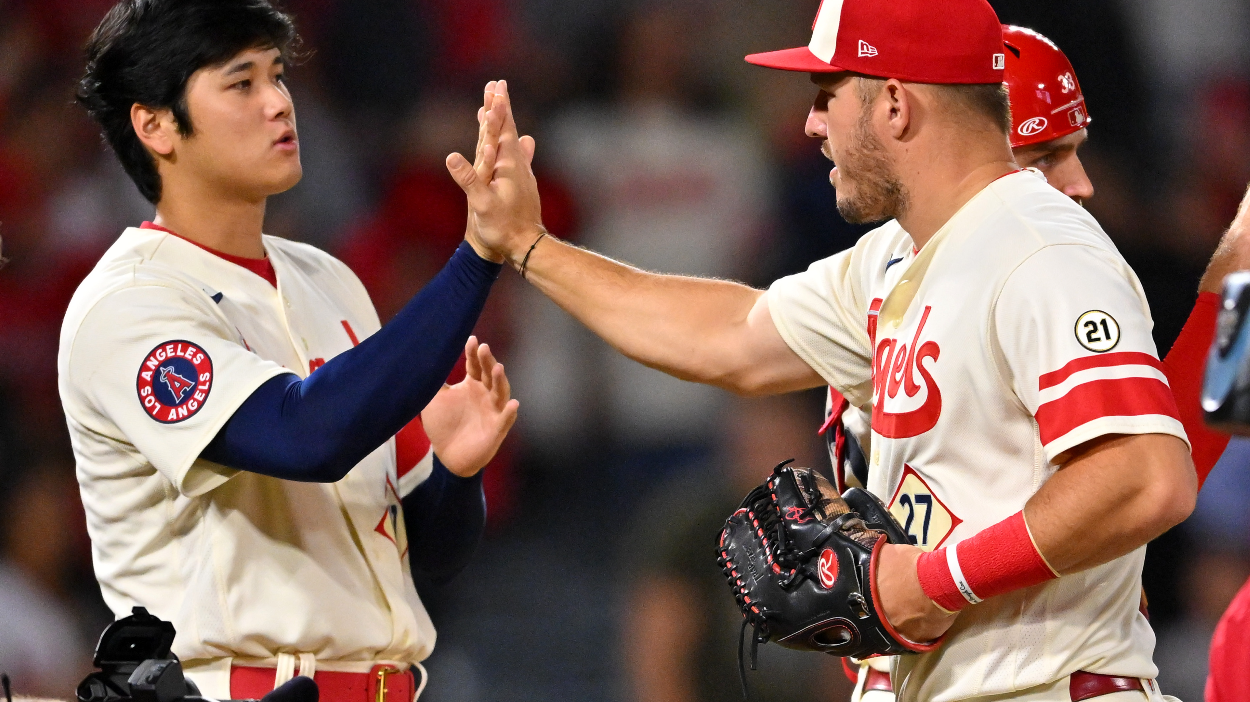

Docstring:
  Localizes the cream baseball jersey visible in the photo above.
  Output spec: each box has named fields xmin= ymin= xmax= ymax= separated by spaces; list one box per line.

xmin=58 ymin=226 xmax=436 ymax=697
xmin=767 ymin=170 xmax=1186 ymax=701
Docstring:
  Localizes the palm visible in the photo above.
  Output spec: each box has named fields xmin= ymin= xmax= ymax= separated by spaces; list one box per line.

xmin=446 ymin=80 xmax=543 ymax=263
xmin=422 ymin=337 xmax=519 ymax=477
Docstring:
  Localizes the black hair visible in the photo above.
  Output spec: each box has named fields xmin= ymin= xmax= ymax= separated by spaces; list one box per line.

xmin=76 ymin=0 xmax=300 ymax=204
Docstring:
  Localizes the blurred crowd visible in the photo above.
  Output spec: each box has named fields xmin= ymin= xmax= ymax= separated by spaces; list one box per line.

xmin=0 ymin=0 xmax=1248 ymax=700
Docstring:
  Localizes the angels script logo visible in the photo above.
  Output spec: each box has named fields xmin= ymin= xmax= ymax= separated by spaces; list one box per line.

xmin=872 ymin=306 xmax=941 ymax=438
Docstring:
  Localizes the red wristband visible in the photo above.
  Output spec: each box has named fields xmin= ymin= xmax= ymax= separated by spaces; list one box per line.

xmin=916 ymin=512 xmax=1057 ymax=611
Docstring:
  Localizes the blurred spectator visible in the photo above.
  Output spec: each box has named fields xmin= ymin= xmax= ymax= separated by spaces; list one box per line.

xmin=535 ymin=5 xmax=773 ymax=477
xmin=1153 ymin=439 xmax=1250 ymax=700
xmin=621 ymin=393 xmax=851 ymax=702
xmin=1118 ymin=0 xmax=1250 ymax=151
xmin=265 ymin=59 xmax=371 ymax=249
xmin=0 ymin=463 xmax=102 ymax=699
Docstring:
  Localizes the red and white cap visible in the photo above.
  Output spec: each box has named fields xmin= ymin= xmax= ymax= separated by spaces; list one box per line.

xmin=745 ymin=0 xmax=1006 ymax=84
xmin=1001 ymin=25 xmax=1092 ymax=148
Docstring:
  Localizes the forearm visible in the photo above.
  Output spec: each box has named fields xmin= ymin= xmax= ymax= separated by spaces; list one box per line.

xmin=520 ymin=235 xmax=815 ymax=394
xmin=1024 ymin=433 xmax=1196 ymax=574
xmin=910 ymin=433 xmax=1195 ymax=619
xmin=1199 ymin=182 xmax=1250 ymax=293
xmin=202 ymin=243 xmax=501 ymax=480
xmin=402 ymin=456 xmax=486 ymax=583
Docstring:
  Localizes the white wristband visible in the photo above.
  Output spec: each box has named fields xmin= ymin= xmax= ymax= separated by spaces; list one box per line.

xmin=947 ymin=542 xmax=982 ymax=605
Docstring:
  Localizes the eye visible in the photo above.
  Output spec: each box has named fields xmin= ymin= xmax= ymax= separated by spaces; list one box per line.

xmin=232 ymin=79 xmax=252 ymax=91
xmin=275 ymin=72 xmax=287 ymax=84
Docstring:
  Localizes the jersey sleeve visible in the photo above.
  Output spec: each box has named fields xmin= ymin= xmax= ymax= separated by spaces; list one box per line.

xmin=994 ymin=244 xmax=1187 ymax=463
xmin=66 ymin=284 xmax=291 ymax=496
xmin=767 ymin=248 xmax=875 ymax=406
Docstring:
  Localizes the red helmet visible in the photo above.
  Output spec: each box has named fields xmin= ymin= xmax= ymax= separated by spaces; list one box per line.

xmin=1002 ymin=25 xmax=1092 ymax=148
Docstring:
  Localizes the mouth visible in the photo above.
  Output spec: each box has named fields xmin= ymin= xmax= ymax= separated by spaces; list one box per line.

xmin=274 ymin=129 xmax=298 ymax=149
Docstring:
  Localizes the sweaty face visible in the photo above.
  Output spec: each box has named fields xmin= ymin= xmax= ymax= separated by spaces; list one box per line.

xmin=176 ymin=47 xmax=301 ymax=200
xmin=1012 ymin=129 xmax=1093 ymax=205
xmin=807 ymin=75 xmax=907 ymax=225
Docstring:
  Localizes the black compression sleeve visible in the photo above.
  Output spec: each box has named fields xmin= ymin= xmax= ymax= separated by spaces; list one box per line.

xmin=201 ymin=242 xmax=502 ymax=481
xmin=403 ymin=456 xmax=487 ymax=583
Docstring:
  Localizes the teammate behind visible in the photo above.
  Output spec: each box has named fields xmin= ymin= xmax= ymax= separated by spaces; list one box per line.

xmin=451 ymin=0 xmax=1196 ymax=697
xmin=61 ymin=2 xmax=516 ymax=699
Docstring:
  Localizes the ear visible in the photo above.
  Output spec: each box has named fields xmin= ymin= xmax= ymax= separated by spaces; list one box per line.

xmin=882 ymin=79 xmax=911 ymax=140
xmin=130 ymin=103 xmax=178 ymax=157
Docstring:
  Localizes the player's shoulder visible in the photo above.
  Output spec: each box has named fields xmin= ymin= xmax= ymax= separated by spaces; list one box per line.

xmin=60 ymin=228 xmax=223 ymax=368
xmin=987 ymin=170 xmax=1117 ymax=252
xmin=65 ymin=228 xmax=215 ymax=323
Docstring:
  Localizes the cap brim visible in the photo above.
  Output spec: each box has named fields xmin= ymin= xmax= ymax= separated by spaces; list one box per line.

xmin=744 ymin=47 xmax=844 ymax=73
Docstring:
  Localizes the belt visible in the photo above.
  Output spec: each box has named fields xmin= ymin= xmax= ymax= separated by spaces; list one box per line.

xmin=864 ymin=666 xmax=892 ymax=693
xmin=1069 ymin=671 xmax=1145 ymax=701
xmin=856 ymin=668 xmax=1147 ymax=701
xmin=231 ymin=664 xmax=417 ymax=702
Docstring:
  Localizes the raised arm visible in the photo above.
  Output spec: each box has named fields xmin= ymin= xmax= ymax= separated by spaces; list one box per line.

xmin=445 ymin=81 xmax=822 ymax=397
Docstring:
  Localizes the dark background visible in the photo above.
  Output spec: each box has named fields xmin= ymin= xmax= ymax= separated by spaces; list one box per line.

xmin=0 ymin=0 xmax=1248 ymax=700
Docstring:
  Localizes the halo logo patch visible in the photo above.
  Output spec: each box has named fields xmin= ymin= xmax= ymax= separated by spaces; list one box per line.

xmin=136 ymin=341 xmax=213 ymax=423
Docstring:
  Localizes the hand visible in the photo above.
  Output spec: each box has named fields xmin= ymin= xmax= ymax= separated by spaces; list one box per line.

xmin=876 ymin=543 xmax=958 ymax=643
xmin=447 ymin=80 xmax=544 ymax=266
xmin=1200 ymin=181 xmax=1250 ymax=293
xmin=420 ymin=336 xmax=520 ymax=477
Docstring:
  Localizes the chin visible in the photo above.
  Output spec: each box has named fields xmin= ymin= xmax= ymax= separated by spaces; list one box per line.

xmin=265 ymin=164 xmax=304 ymax=196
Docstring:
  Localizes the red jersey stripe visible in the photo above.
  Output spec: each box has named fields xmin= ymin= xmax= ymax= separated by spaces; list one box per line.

xmin=1038 ymin=351 xmax=1166 ymax=391
xmin=1036 ymin=375 xmax=1180 ymax=445
xmin=395 ymin=417 xmax=432 ymax=478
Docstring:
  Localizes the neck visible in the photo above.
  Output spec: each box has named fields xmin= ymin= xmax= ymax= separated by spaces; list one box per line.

xmin=894 ymin=133 xmax=1016 ymax=250
xmin=153 ymin=177 xmax=268 ymax=259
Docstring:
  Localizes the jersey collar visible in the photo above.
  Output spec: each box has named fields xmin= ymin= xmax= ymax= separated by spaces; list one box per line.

xmin=141 ymin=221 xmax=277 ymax=288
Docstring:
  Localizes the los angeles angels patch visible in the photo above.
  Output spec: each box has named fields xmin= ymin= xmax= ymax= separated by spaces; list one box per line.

xmin=136 ymin=341 xmax=213 ymax=423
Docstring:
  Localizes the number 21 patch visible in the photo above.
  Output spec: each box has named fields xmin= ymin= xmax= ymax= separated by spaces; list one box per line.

xmin=1075 ymin=310 xmax=1120 ymax=353
xmin=136 ymin=341 xmax=213 ymax=423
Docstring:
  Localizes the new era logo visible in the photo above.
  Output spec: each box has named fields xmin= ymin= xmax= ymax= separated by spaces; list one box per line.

xmin=858 ymin=40 xmax=878 ymax=58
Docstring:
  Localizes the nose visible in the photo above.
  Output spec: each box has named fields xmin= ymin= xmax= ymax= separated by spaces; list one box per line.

xmin=1064 ymin=157 xmax=1095 ymax=202
xmin=805 ymin=106 xmax=827 ymax=140
xmin=266 ymin=81 xmax=294 ymax=122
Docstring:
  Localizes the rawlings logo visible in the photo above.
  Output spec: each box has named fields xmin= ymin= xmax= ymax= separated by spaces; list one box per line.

xmin=1017 ymin=116 xmax=1048 ymax=137
xmin=872 ymin=306 xmax=941 ymax=438
xmin=817 ymin=549 xmax=838 ymax=589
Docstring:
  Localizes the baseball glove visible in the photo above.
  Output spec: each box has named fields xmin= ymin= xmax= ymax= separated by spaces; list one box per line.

xmin=716 ymin=461 xmax=936 ymax=688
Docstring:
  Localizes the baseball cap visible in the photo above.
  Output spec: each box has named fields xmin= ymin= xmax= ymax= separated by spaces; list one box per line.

xmin=745 ymin=0 xmax=1006 ymax=84
xmin=1002 ymin=25 xmax=1092 ymax=148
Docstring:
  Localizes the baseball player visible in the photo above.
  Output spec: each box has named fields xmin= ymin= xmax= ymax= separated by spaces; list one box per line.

xmin=60 ymin=2 xmax=517 ymax=699
xmin=833 ymin=24 xmax=1239 ymax=701
xmin=1202 ymin=184 xmax=1250 ymax=702
xmin=452 ymin=0 xmax=1197 ymax=698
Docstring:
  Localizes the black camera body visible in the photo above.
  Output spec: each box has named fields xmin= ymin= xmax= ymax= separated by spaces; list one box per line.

xmin=1203 ymin=272 xmax=1250 ymax=432
xmin=77 ymin=608 xmax=316 ymax=702
xmin=77 ymin=607 xmax=203 ymax=702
